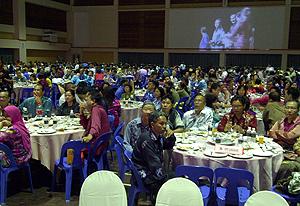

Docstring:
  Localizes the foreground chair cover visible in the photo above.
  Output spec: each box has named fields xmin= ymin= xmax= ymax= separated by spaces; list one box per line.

xmin=156 ymin=177 xmax=204 ymax=206
xmin=79 ymin=170 xmax=127 ymax=206
xmin=245 ymin=191 xmax=289 ymax=206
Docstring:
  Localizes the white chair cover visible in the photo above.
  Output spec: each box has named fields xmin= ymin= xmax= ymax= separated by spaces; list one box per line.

xmin=245 ymin=191 xmax=289 ymax=206
xmin=156 ymin=177 xmax=204 ymax=206
xmin=79 ymin=170 xmax=127 ymax=206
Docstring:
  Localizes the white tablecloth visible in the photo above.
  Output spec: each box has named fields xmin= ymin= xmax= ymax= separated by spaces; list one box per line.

xmin=120 ymin=101 xmax=142 ymax=128
xmin=27 ymin=117 xmax=84 ymax=171
xmin=172 ymin=132 xmax=284 ymax=191
xmin=30 ymin=129 xmax=84 ymax=172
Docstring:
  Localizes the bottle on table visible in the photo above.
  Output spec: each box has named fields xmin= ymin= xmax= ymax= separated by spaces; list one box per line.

xmin=23 ymin=107 xmax=29 ymax=121
xmin=69 ymin=109 xmax=75 ymax=118
xmin=207 ymin=123 xmax=212 ymax=136
xmin=36 ymin=104 xmax=44 ymax=119
xmin=250 ymin=128 xmax=257 ymax=143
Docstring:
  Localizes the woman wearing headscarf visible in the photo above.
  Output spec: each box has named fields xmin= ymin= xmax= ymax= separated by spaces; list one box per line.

xmin=0 ymin=105 xmax=31 ymax=166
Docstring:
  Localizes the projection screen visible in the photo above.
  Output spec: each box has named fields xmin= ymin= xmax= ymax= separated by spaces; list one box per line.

xmin=168 ymin=6 xmax=286 ymax=50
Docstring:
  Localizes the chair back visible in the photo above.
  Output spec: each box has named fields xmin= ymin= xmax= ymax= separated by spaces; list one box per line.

xmin=115 ymin=135 xmax=126 ymax=151
xmin=108 ymin=115 xmax=115 ymax=130
xmin=156 ymin=177 xmax=203 ymax=206
xmin=51 ymin=83 xmax=61 ymax=108
xmin=0 ymin=143 xmax=18 ymax=169
xmin=79 ymin=170 xmax=127 ymax=206
xmin=90 ymin=132 xmax=113 ymax=158
xmin=113 ymin=122 xmax=125 ymax=137
xmin=245 ymin=191 xmax=289 ymax=206
xmin=214 ymin=167 xmax=254 ymax=204
xmin=44 ymin=87 xmax=51 ymax=98
xmin=175 ymin=165 xmax=214 ymax=190
xmin=58 ymin=140 xmax=89 ymax=168
xmin=124 ymin=150 xmax=146 ymax=190
xmin=20 ymin=88 xmax=34 ymax=103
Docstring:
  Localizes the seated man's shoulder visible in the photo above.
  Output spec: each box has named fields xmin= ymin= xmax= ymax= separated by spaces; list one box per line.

xmin=128 ymin=117 xmax=141 ymax=126
xmin=183 ymin=110 xmax=194 ymax=117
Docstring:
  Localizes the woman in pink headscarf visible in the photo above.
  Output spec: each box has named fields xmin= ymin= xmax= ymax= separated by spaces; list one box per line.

xmin=0 ymin=105 xmax=31 ymax=165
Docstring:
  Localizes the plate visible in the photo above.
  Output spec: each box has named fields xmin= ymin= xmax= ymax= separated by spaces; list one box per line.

xmin=204 ymin=151 xmax=227 ymax=158
xmin=176 ymin=145 xmax=192 ymax=151
xmin=229 ymin=153 xmax=253 ymax=159
xmin=252 ymin=151 xmax=273 ymax=157
xmin=37 ymin=128 xmax=56 ymax=134
xmin=208 ymin=139 xmax=235 ymax=146
xmin=66 ymin=126 xmax=79 ymax=130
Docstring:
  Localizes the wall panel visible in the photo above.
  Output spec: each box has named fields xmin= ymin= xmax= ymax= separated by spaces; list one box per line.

xmin=225 ymin=54 xmax=282 ymax=67
xmin=169 ymin=53 xmax=219 ymax=66
xmin=26 ymin=3 xmax=67 ymax=32
xmin=119 ymin=11 xmax=165 ymax=48
xmin=0 ymin=0 xmax=13 ymax=25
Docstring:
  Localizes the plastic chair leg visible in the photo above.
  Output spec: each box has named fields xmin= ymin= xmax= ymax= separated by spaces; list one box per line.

xmin=103 ymin=153 xmax=110 ymax=170
xmin=217 ymin=198 xmax=226 ymax=206
xmin=25 ymin=164 xmax=34 ymax=193
xmin=51 ymin=165 xmax=58 ymax=192
xmin=128 ymin=186 xmax=138 ymax=206
xmin=65 ymin=169 xmax=73 ymax=202
xmin=0 ymin=172 xmax=6 ymax=204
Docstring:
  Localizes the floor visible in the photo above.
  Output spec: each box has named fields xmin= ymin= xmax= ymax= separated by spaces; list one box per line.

xmin=4 ymin=158 xmax=152 ymax=206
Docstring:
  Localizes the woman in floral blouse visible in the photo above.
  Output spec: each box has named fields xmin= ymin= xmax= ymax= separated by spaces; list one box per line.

xmin=0 ymin=105 xmax=31 ymax=166
xmin=218 ymin=95 xmax=257 ymax=134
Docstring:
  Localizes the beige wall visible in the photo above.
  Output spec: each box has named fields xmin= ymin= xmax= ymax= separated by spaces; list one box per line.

xmin=72 ymin=6 xmax=118 ymax=48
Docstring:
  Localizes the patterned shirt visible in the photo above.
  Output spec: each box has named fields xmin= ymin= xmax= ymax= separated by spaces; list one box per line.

xmin=0 ymin=128 xmax=31 ymax=164
xmin=123 ymin=117 xmax=151 ymax=152
xmin=132 ymin=131 xmax=175 ymax=187
xmin=19 ymin=96 xmax=52 ymax=117
xmin=217 ymin=110 xmax=257 ymax=132
xmin=183 ymin=107 xmax=213 ymax=131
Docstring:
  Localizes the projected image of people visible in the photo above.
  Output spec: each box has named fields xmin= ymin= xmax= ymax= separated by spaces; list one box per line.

xmin=199 ymin=7 xmax=255 ymax=49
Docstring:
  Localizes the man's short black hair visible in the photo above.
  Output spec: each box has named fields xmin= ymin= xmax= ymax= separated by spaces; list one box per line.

xmin=287 ymin=87 xmax=300 ymax=101
xmin=269 ymin=91 xmax=281 ymax=102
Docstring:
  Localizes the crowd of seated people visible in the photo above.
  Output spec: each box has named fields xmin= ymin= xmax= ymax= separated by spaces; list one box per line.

xmin=0 ymin=59 xmax=300 ymax=202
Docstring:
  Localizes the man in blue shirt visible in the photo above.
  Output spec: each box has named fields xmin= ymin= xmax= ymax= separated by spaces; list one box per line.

xmin=19 ymin=83 xmax=52 ymax=117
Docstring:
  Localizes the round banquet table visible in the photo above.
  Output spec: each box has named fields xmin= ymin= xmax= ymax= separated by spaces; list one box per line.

xmin=120 ymin=101 xmax=142 ymax=129
xmin=172 ymin=132 xmax=284 ymax=191
xmin=27 ymin=117 xmax=84 ymax=172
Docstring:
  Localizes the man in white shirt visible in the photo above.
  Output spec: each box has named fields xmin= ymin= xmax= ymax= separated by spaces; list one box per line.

xmin=183 ymin=94 xmax=213 ymax=131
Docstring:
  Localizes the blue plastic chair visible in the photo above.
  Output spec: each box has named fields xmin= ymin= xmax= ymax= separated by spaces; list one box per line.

xmin=108 ymin=122 xmax=125 ymax=162
xmin=271 ymin=186 xmax=300 ymax=206
xmin=175 ymin=165 xmax=214 ymax=206
xmin=44 ymin=87 xmax=51 ymax=98
xmin=108 ymin=115 xmax=115 ymax=131
xmin=214 ymin=167 xmax=254 ymax=206
xmin=115 ymin=135 xmax=130 ymax=182
xmin=51 ymin=83 xmax=61 ymax=109
xmin=20 ymin=88 xmax=34 ymax=103
xmin=88 ymin=132 xmax=113 ymax=172
xmin=0 ymin=143 xmax=33 ymax=204
xmin=123 ymin=150 xmax=150 ymax=206
xmin=51 ymin=140 xmax=89 ymax=203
